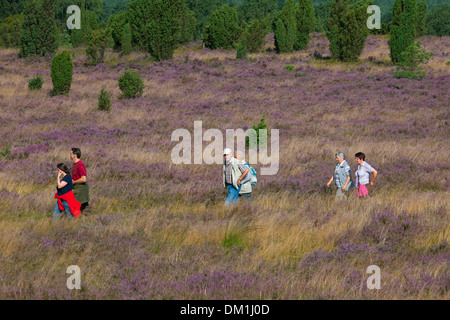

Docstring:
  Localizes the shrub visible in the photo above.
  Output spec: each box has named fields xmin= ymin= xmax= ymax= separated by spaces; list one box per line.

xmin=236 ymin=37 xmax=247 ymax=59
xmin=121 ymin=23 xmax=132 ymax=55
xmin=19 ymin=0 xmax=57 ymax=57
xmin=28 ymin=76 xmax=43 ymax=90
xmin=294 ymin=0 xmax=315 ymax=51
xmin=50 ymin=50 xmax=73 ymax=95
xmin=426 ymin=3 xmax=450 ymax=37
xmin=393 ymin=41 xmax=432 ymax=80
xmin=273 ymin=0 xmax=296 ymax=54
xmin=203 ymin=4 xmax=241 ymax=50
xmin=0 ymin=145 xmax=11 ymax=158
xmin=243 ymin=17 xmax=269 ymax=53
xmin=246 ymin=115 xmax=268 ymax=148
xmin=327 ymin=0 xmax=370 ymax=62
xmin=285 ymin=65 xmax=295 ymax=71
xmin=389 ymin=0 xmax=416 ymax=64
xmin=108 ymin=11 xmax=127 ymax=50
xmin=98 ymin=88 xmax=112 ymax=111
xmin=118 ymin=69 xmax=144 ymax=99
xmin=180 ymin=8 xmax=196 ymax=44
xmin=86 ymin=28 xmax=111 ymax=65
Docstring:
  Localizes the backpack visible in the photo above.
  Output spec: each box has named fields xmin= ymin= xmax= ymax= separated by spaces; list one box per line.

xmin=244 ymin=163 xmax=257 ymax=186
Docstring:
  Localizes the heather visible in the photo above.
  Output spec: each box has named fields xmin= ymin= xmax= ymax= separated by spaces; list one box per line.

xmin=0 ymin=33 xmax=448 ymax=299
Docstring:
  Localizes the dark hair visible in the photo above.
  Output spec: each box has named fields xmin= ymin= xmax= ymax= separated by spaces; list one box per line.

xmin=57 ymin=163 xmax=71 ymax=175
xmin=71 ymin=147 xmax=81 ymax=159
xmin=355 ymin=152 xmax=366 ymax=161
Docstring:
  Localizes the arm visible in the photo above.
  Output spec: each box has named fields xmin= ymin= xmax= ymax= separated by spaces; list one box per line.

xmin=342 ymin=175 xmax=351 ymax=190
xmin=237 ymin=169 xmax=249 ymax=186
xmin=73 ymin=176 xmax=87 ymax=184
xmin=370 ymin=170 xmax=378 ymax=185
xmin=57 ymin=175 xmax=68 ymax=189
xmin=327 ymin=176 xmax=334 ymax=187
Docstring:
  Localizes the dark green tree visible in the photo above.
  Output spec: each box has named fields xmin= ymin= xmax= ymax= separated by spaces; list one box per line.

xmin=108 ymin=11 xmax=127 ymax=50
xmin=185 ymin=0 xmax=223 ymax=40
xmin=242 ymin=16 xmax=269 ymax=53
xmin=327 ymin=0 xmax=371 ymax=62
xmin=19 ymin=0 xmax=58 ymax=57
xmin=203 ymin=4 xmax=241 ymax=49
xmin=415 ymin=0 xmax=427 ymax=36
xmin=272 ymin=0 xmax=296 ymax=53
xmin=238 ymin=0 xmax=277 ymax=22
xmin=146 ymin=0 xmax=185 ymax=61
xmin=51 ymin=50 xmax=73 ymax=95
xmin=294 ymin=0 xmax=315 ymax=50
xmin=389 ymin=0 xmax=417 ymax=64
xmin=180 ymin=7 xmax=197 ymax=44
xmin=426 ymin=3 xmax=449 ymax=36
xmin=121 ymin=23 xmax=132 ymax=55
xmin=86 ymin=28 xmax=111 ymax=64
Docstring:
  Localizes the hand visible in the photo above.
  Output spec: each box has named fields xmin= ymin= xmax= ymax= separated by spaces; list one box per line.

xmin=342 ymin=184 xmax=348 ymax=191
xmin=57 ymin=171 xmax=63 ymax=178
xmin=237 ymin=180 xmax=241 ymax=186
xmin=327 ymin=182 xmax=331 ymax=187
xmin=370 ymin=181 xmax=374 ymax=186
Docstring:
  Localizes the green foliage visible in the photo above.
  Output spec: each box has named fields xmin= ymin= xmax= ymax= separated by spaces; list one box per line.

xmin=180 ymin=8 xmax=196 ymax=44
xmin=203 ymin=4 xmax=241 ymax=50
xmin=50 ymin=50 xmax=73 ymax=95
xmin=146 ymin=0 xmax=185 ymax=61
xmin=246 ymin=115 xmax=268 ymax=148
xmin=98 ymin=88 xmax=112 ymax=111
xmin=0 ymin=145 xmax=11 ymax=158
xmin=108 ymin=11 xmax=127 ymax=50
xmin=426 ymin=3 xmax=450 ymax=36
xmin=185 ymin=0 xmax=223 ymax=40
xmin=28 ymin=76 xmax=43 ymax=90
xmin=389 ymin=0 xmax=417 ymax=64
xmin=0 ymin=14 xmax=23 ymax=48
xmin=238 ymin=0 xmax=277 ymax=22
xmin=241 ymin=17 xmax=269 ymax=53
xmin=295 ymin=0 xmax=315 ymax=50
xmin=118 ymin=69 xmax=144 ymax=99
xmin=315 ymin=0 xmax=332 ymax=32
xmin=285 ymin=64 xmax=295 ymax=71
xmin=415 ymin=0 xmax=427 ymax=36
xmin=19 ymin=0 xmax=58 ymax=58
xmin=236 ymin=37 xmax=247 ymax=59
xmin=327 ymin=0 xmax=371 ymax=62
xmin=121 ymin=23 xmax=132 ymax=55
xmin=86 ymin=28 xmax=111 ymax=65
xmin=393 ymin=41 xmax=432 ymax=79
xmin=273 ymin=0 xmax=297 ymax=53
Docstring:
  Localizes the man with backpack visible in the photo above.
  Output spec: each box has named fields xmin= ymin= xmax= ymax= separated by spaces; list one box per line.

xmin=234 ymin=151 xmax=256 ymax=201
xmin=223 ymin=148 xmax=249 ymax=206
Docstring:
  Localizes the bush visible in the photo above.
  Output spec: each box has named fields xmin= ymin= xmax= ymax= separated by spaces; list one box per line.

xmin=108 ymin=11 xmax=127 ymax=50
xmin=118 ymin=69 xmax=144 ymax=99
xmin=28 ymin=76 xmax=43 ymax=90
xmin=19 ymin=0 xmax=57 ymax=57
xmin=285 ymin=65 xmax=295 ymax=71
xmin=50 ymin=50 xmax=73 ymax=95
xmin=327 ymin=0 xmax=370 ymax=62
xmin=98 ymin=88 xmax=112 ymax=111
xmin=294 ymin=0 xmax=315 ymax=51
xmin=426 ymin=3 xmax=450 ymax=36
xmin=393 ymin=41 xmax=432 ymax=80
xmin=121 ymin=23 xmax=132 ymax=55
xmin=273 ymin=0 xmax=296 ymax=54
xmin=203 ymin=4 xmax=241 ymax=50
xmin=236 ymin=38 xmax=247 ymax=59
xmin=86 ymin=28 xmax=111 ymax=65
xmin=243 ymin=17 xmax=269 ymax=53
xmin=0 ymin=145 xmax=10 ymax=158
xmin=389 ymin=0 xmax=416 ymax=64
xmin=246 ymin=115 xmax=268 ymax=148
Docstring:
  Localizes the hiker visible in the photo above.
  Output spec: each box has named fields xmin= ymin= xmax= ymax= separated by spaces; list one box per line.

xmin=354 ymin=152 xmax=378 ymax=198
xmin=327 ymin=152 xmax=354 ymax=200
xmin=54 ymin=163 xmax=81 ymax=222
xmin=223 ymin=148 xmax=249 ymax=205
xmin=70 ymin=148 xmax=90 ymax=211
xmin=234 ymin=151 xmax=252 ymax=201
